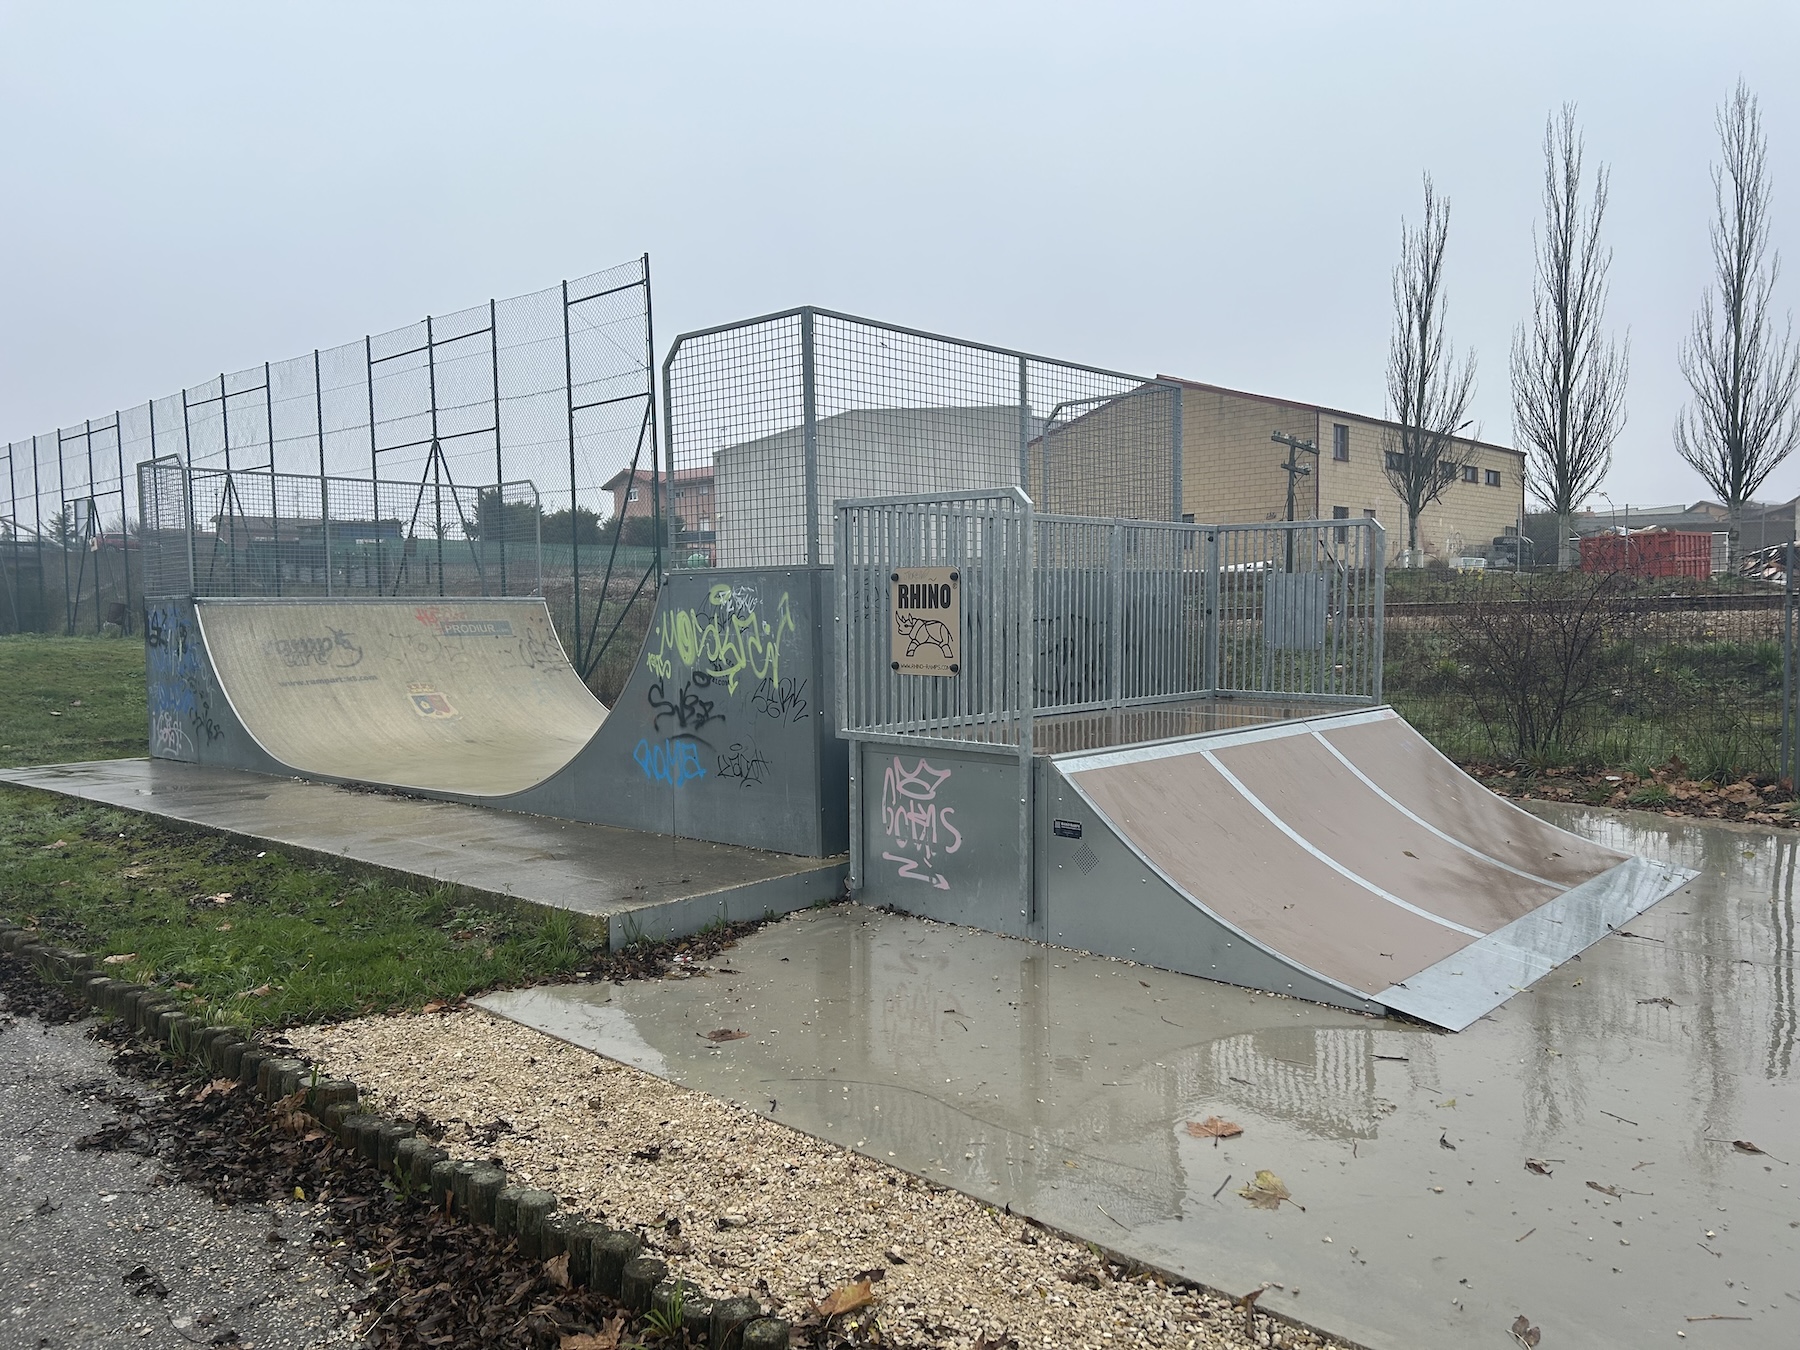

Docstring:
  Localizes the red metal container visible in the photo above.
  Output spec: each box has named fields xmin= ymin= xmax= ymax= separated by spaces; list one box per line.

xmin=1578 ymin=529 xmax=1712 ymax=578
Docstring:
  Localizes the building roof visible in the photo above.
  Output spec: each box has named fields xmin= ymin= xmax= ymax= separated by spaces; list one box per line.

xmin=1156 ymin=374 xmax=1525 ymax=461
xmin=600 ymin=465 xmax=713 ymax=491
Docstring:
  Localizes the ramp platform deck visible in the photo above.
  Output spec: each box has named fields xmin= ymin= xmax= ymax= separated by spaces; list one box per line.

xmin=0 ymin=758 xmax=845 ymax=947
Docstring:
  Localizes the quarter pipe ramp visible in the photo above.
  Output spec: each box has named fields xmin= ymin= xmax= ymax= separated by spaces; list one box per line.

xmin=1047 ymin=708 xmax=1694 ymax=1029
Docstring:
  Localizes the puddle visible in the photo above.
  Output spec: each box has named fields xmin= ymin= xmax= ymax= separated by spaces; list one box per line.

xmin=482 ymin=804 xmax=1799 ymax=1349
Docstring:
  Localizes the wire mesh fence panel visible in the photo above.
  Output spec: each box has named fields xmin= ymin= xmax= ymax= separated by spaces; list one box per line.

xmin=668 ymin=307 xmax=1182 ymax=571
xmin=6 ymin=259 xmax=657 ymax=693
xmin=138 ymin=464 xmax=543 ymax=607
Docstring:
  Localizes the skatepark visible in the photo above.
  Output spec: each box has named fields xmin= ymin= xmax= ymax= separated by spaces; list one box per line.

xmin=2 ymin=292 xmax=1790 ymax=1349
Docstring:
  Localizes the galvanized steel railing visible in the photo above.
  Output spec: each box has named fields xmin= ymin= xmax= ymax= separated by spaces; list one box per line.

xmin=837 ymin=495 xmax=1386 ymax=748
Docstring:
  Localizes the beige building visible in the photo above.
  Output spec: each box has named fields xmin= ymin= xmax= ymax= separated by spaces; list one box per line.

xmin=1165 ymin=378 xmax=1527 ymax=565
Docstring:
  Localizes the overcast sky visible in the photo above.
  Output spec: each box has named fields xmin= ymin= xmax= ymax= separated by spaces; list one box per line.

xmin=4 ymin=1 xmax=1798 ymax=509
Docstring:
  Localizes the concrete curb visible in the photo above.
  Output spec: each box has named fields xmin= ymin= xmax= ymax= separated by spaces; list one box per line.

xmin=0 ymin=931 xmax=793 ymax=1348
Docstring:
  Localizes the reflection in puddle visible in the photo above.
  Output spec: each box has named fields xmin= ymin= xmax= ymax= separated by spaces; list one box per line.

xmin=484 ymin=806 xmax=1799 ymax=1350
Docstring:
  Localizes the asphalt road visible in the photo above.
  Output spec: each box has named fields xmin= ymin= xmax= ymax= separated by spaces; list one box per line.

xmin=0 ymin=1002 xmax=354 ymax=1349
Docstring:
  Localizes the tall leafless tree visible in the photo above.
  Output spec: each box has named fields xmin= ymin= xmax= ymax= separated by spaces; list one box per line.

xmin=1384 ymin=175 xmax=1478 ymax=563
xmin=1512 ymin=106 xmax=1629 ymax=570
xmin=1676 ymin=80 xmax=1800 ymax=562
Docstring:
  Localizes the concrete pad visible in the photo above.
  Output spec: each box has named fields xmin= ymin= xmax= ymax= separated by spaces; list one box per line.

xmin=478 ymin=805 xmax=1798 ymax=1350
xmin=0 ymin=758 xmax=844 ymax=943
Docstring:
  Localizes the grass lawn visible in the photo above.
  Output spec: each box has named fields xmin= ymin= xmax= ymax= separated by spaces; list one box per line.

xmin=0 ymin=635 xmax=597 ymax=1026
xmin=0 ymin=635 xmax=147 ymax=769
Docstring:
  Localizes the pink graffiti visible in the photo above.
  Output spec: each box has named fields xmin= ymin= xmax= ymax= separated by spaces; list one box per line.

xmin=880 ymin=756 xmax=961 ymax=890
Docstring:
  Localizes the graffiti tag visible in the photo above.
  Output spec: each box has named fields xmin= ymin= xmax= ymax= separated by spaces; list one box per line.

xmin=648 ymin=675 xmax=724 ymax=735
xmin=750 ymin=676 xmax=808 ymax=723
xmin=634 ymin=737 xmax=706 ymax=789
xmin=879 ymin=756 xmax=962 ymax=890
xmin=716 ymin=740 xmax=773 ymax=788
xmin=264 ymin=627 xmax=364 ymax=669
xmin=645 ymin=589 xmax=795 ymax=694
xmin=145 ymin=603 xmax=225 ymax=753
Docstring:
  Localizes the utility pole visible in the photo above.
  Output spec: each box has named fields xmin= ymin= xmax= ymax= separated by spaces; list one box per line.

xmin=1271 ymin=430 xmax=1318 ymax=572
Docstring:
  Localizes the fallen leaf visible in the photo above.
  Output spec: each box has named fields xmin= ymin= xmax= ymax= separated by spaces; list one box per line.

xmin=101 ymin=953 xmax=136 ymax=965
xmin=216 ymin=922 xmax=231 ymax=931
xmin=1437 ymin=1097 xmax=1457 ymax=1109
xmin=420 ymin=1000 xmax=449 ymax=1015
xmin=1186 ymin=1116 xmax=1244 ymax=1143
xmin=1731 ymin=1140 xmax=1765 ymax=1155
xmin=1586 ymin=1181 xmax=1622 ymax=1197
xmin=1510 ymin=1312 xmax=1542 ymax=1347
xmin=236 ymin=983 xmax=274 ymax=999
xmin=1439 ymin=1132 xmax=1456 ymax=1150
xmin=701 ymin=1028 xmax=748 ymax=1042
xmin=543 ymin=1251 xmax=570 ymax=1288
xmin=193 ymin=1078 xmax=237 ymax=1103
xmin=817 ymin=1276 xmax=878 ymax=1318
xmin=41 ymin=839 xmax=68 ymax=849
xmin=1524 ymin=1159 xmax=1554 ymax=1177
xmin=1238 ymin=1170 xmax=1302 ymax=1211
xmin=1637 ymin=996 xmax=1678 ymax=1007
xmin=560 ymin=1315 xmax=626 ymax=1350
xmin=1402 ymin=850 xmax=1417 ymax=858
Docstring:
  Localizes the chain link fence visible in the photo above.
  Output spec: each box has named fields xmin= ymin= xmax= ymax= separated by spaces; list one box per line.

xmin=662 ymin=307 xmax=1182 ymax=570
xmin=5 ymin=259 xmax=658 ymax=699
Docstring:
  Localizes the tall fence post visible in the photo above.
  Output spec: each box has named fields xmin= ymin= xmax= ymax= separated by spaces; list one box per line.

xmin=801 ymin=308 xmax=820 ymax=568
xmin=1202 ymin=527 xmax=1220 ymax=696
xmin=1108 ymin=521 xmax=1125 ymax=709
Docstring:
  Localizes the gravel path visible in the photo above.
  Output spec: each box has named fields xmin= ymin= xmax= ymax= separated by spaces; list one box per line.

xmin=0 ymin=1008 xmax=355 ymax=1349
xmin=290 ymin=1008 xmax=1355 ymax=1350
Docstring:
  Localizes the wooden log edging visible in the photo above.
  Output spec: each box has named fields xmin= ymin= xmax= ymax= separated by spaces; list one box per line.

xmin=0 ymin=921 xmax=792 ymax=1349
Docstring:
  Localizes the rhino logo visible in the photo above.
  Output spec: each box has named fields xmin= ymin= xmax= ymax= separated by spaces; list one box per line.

xmin=895 ymin=611 xmax=954 ymax=658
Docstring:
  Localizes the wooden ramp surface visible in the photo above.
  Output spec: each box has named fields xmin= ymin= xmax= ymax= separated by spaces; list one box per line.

xmin=1059 ymin=708 xmax=1693 ymax=1029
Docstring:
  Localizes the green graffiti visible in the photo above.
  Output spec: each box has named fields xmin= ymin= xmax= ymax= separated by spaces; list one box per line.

xmin=648 ymin=588 xmax=795 ymax=695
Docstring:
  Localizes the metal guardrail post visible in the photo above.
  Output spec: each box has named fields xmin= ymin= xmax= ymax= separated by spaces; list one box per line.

xmin=1018 ymin=492 xmax=1035 ymax=923
xmin=839 ymin=502 xmax=861 ymax=892
xmin=1202 ymin=527 xmax=1220 ymax=696
xmin=1108 ymin=521 xmax=1125 ymax=709
xmin=1370 ymin=519 xmax=1387 ymax=704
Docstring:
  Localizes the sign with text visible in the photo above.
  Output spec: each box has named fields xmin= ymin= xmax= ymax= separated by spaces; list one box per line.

xmin=890 ymin=567 xmax=961 ymax=676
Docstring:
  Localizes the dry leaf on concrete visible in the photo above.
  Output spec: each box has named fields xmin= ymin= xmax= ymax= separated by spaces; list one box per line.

xmin=1510 ymin=1312 xmax=1542 ymax=1346
xmin=817 ymin=1276 xmax=878 ymax=1318
xmin=1238 ymin=1170 xmax=1302 ymax=1211
xmin=1524 ymin=1158 xmax=1554 ymax=1176
xmin=701 ymin=1028 xmax=748 ymax=1043
xmin=1185 ymin=1116 xmax=1243 ymax=1143
xmin=1586 ymin=1181 xmax=1622 ymax=1197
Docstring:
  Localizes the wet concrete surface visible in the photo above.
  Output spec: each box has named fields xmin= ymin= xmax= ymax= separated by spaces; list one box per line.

xmin=0 ymin=758 xmax=844 ymax=939
xmin=480 ymin=804 xmax=1799 ymax=1350
xmin=0 ymin=1008 xmax=354 ymax=1348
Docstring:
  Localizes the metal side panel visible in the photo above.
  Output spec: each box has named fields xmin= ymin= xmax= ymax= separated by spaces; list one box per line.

xmin=1040 ymin=765 xmax=1384 ymax=1014
xmin=853 ymin=741 xmax=1030 ymax=939
xmin=144 ymin=596 xmax=288 ymax=777
xmin=502 ymin=567 xmax=846 ymax=857
xmin=1376 ymin=854 xmax=1698 ymax=1031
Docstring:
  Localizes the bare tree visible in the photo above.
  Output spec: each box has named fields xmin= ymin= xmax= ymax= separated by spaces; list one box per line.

xmin=1384 ymin=175 xmax=1478 ymax=563
xmin=1676 ymin=80 xmax=1800 ymax=562
xmin=1513 ymin=105 xmax=1629 ymax=570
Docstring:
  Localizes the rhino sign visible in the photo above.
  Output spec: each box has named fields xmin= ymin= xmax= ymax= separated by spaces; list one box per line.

xmin=890 ymin=566 xmax=961 ymax=676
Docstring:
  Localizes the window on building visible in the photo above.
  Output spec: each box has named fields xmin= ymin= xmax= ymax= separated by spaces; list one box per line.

xmin=1485 ymin=469 xmax=1502 ymax=487
xmin=1385 ymin=450 xmax=1404 ymax=471
xmin=1332 ymin=505 xmax=1349 ymax=544
xmin=626 ymin=487 xmax=639 ymax=502
xmin=1333 ymin=424 xmax=1349 ymax=461
xmin=1462 ymin=464 xmax=1478 ymax=483
xmin=1364 ymin=508 xmax=1378 ymax=519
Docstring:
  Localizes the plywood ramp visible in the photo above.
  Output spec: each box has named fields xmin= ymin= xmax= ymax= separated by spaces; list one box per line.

xmin=1055 ymin=707 xmax=1694 ymax=1030
xmin=197 ymin=598 xmax=606 ymax=796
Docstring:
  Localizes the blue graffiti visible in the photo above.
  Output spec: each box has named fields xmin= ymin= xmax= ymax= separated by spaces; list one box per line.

xmin=145 ymin=602 xmax=222 ymax=755
xmin=634 ymin=737 xmax=706 ymax=789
